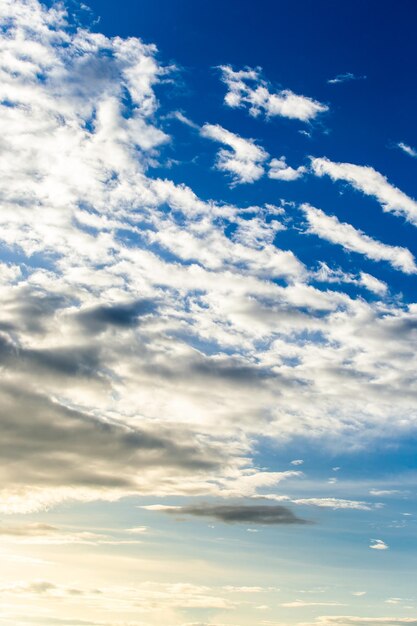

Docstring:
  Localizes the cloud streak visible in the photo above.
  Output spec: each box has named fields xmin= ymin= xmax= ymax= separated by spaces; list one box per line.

xmin=311 ymin=157 xmax=417 ymax=225
xmin=301 ymin=203 xmax=417 ymax=274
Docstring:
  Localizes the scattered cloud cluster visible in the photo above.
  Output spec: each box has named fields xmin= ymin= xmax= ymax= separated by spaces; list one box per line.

xmin=219 ymin=65 xmax=329 ymax=121
xmin=1 ymin=0 xmax=417 ymax=545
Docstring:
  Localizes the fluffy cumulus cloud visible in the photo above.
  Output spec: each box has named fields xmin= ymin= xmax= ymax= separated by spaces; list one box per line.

xmin=1 ymin=0 xmax=417 ymax=526
xmin=219 ymin=65 xmax=329 ymax=121
xmin=301 ymin=203 xmax=417 ymax=273
xmin=311 ymin=157 xmax=417 ymax=225
xmin=268 ymin=156 xmax=306 ymax=181
xmin=200 ymin=123 xmax=268 ymax=184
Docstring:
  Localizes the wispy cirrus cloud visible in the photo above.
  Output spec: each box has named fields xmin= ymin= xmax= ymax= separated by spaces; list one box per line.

xmin=397 ymin=142 xmax=417 ymax=158
xmin=219 ymin=65 xmax=329 ymax=121
xmin=327 ymin=72 xmax=366 ymax=84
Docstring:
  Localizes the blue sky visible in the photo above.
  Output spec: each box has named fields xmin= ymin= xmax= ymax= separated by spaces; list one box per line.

xmin=0 ymin=1 xmax=417 ymax=625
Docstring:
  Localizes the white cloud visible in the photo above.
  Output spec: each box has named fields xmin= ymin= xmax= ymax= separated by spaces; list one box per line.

xmin=313 ymin=263 xmax=388 ymax=296
xmin=200 ymin=123 xmax=268 ymax=184
xmin=293 ymin=498 xmax=372 ymax=511
xmin=301 ymin=203 xmax=417 ymax=274
xmin=268 ymin=156 xmax=306 ymax=181
xmin=397 ymin=142 xmax=417 ymax=158
xmin=311 ymin=157 xmax=417 ymax=225
xmin=291 ymin=459 xmax=304 ymax=466
xmin=327 ymin=72 xmax=366 ymax=84
xmin=369 ymin=539 xmax=389 ymax=550
xmin=359 ymin=272 xmax=388 ymax=296
xmin=1 ymin=0 xmax=417 ymax=518
xmin=219 ymin=65 xmax=328 ymax=121
xmin=169 ymin=110 xmax=199 ymax=129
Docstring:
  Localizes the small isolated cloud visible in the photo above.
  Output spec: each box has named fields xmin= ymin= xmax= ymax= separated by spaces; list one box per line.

xmin=327 ymin=72 xmax=366 ymax=84
xmin=201 ymin=123 xmax=268 ymax=184
xmin=291 ymin=459 xmax=304 ymax=466
xmin=169 ymin=110 xmax=200 ymax=129
xmin=282 ymin=601 xmax=346 ymax=608
xmin=301 ymin=203 xmax=417 ymax=274
xmin=397 ymin=142 xmax=417 ymax=158
xmin=369 ymin=539 xmax=389 ymax=550
xmin=369 ymin=489 xmax=403 ymax=497
xmin=268 ymin=157 xmax=306 ymax=181
xmin=141 ymin=503 xmax=309 ymax=525
xmin=311 ymin=157 xmax=417 ymax=225
xmin=219 ymin=65 xmax=328 ymax=121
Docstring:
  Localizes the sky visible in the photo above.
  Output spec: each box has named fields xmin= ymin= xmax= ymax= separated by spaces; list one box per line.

xmin=0 ymin=1 xmax=417 ymax=625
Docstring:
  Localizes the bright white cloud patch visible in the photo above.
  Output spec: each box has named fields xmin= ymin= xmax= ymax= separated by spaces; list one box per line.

xmin=219 ymin=65 xmax=329 ymax=121
xmin=301 ymin=203 xmax=417 ymax=274
xmin=313 ymin=263 xmax=388 ymax=296
xmin=311 ymin=157 xmax=417 ymax=225
xmin=200 ymin=123 xmax=268 ymax=183
xmin=268 ymin=156 xmax=306 ymax=181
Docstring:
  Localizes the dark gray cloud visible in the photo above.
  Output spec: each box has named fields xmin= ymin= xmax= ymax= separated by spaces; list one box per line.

xmin=162 ymin=503 xmax=309 ymax=525
xmin=76 ymin=299 xmax=157 ymax=333
xmin=0 ymin=332 xmax=101 ymax=379
xmin=2 ymin=287 xmax=72 ymax=334
xmin=0 ymin=382 xmax=223 ymax=494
